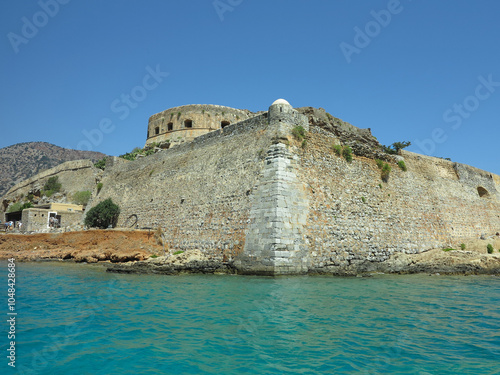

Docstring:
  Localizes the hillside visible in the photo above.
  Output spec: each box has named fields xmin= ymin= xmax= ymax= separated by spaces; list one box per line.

xmin=0 ymin=142 xmax=107 ymax=198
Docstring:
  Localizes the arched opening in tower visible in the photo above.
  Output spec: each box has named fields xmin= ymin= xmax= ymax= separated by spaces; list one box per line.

xmin=221 ymin=121 xmax=230 ymax=129
xmin=184 ymin=119 xmax=193 ymax=128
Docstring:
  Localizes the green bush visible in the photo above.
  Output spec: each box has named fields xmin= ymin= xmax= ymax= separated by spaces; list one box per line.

xmin=119 ymin=147 xmax=142 ymax=161
xmin=375 ymin=159 xmax=384 ymax=169
xmin=173 ymin=250 xmax=184 ymax=255
xmin=332 ymin=144 xmax=353 ymax=162
xmin=43 ymin=176 xmax=61 ymax=194
xmin=381 ymin=163 xmax=391 ymax=182
xmin=342 ymin=146 xmax=353 ymax=162
xmin=460 ymin=243 xmax=466 ymax=250
xmin=97 ymin=182 xmax=103 ymax=193
xmin=487 ymin=244 xmax=494 ymax=254
xmin=361 ymin=197 xmax=366 ymax=203
xmin=333 ymin=145 xmax=342 ymax=156
xmin=7 ymin=202 xmax=32 ymax=213
xmin=382 ymin=141 xmax=411 ymax=155
xmin=301 ymin=139 xmax=307 ymax=149
xmin=442 ymin=248 xmax=455 ymax=252
xmin=292 ymin=125 xmax=306 ymax=141
xmin=27 ymin=193 xmax=34 ymax=202
xmin=94 ymin=158 xmax=106 ymax=170
xmin=84 ymin=198 xmax=120 ymax=229
xmin=7 ymin=202 xmax=22 ymax=213
xmin=72 ymin=191 xmax=91 ymax=206
xmin=397 ymin=160 xmax=407 ymax=172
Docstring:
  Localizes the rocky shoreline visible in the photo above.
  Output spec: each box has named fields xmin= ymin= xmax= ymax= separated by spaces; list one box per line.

xmin=106 ymin=246 xmax=500 ymax=276
xmin=2 ymin=230 xmax=499 ymax=276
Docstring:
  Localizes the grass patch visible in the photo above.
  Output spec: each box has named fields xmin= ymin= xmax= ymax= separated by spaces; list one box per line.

xmin=442 ymin=248 xmax=455 ymax=252
xmin=173 ymin=250 xmax=184 ymax=255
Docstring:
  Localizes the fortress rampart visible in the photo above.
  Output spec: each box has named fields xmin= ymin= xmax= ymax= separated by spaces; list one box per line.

xmin=145 ymin=104 xmax=253 ymax=147
xmin=2 ymin=160 xmax=98 ymax=209
xmin=2 ymin=99 xmax=500 ymax=275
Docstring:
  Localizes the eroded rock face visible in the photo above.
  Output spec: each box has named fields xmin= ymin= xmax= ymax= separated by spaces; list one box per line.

xmin=107 ymin=249 xmax=234 ymax=275
xmin=296 ymin=107 xmax=391 ymax=160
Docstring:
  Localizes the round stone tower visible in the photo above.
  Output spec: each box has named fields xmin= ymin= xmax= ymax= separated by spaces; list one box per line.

xmin=145 ymin=104 xmax=252 ymax=147
xmin=268 ymin=98 xmax=309 ymax=138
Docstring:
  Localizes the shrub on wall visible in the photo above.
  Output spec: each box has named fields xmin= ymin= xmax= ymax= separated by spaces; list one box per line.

xmin=332 ymin=144 xmax=353 ymax=162
xmin=333 ymin=145 xmax=342 ymax=156
xmin=7 ymin=202 xmax=32 ymax=213
xmin=487 ymin=244 xmax=494 ymax=254
xmin=397 ymin=160 xmax=407 ymax=172
xmin=94 ymin=158 xmax=106 ymax=170
xmin=72 ymin=191 xmax=91 ymax=206
xmin=84 ymin=198 xmax=120 ymax=229
xmin=382 ymin=141 xmax=411 ymax=154
xmin=375 ymin=159 xmax=392 ymax=182
xmin=381 ymin=163 xmax=391 ymax=182
xmin=292 ymin=125 xmax=306 ymax=141
xmin=342 ymin=146 xmax=353 ymax=162
xmin=43 ymin=176 xmax=61 ymax=196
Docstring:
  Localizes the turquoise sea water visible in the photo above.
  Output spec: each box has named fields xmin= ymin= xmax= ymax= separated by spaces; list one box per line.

xmin=1 ymin=261 xmax=499 ymax=375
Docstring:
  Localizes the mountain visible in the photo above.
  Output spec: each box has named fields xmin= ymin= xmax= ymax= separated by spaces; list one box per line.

xmin=0 ymin=142 xmax=107 ymax=198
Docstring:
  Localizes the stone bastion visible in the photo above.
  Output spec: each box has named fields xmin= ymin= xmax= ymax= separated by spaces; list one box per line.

xmin=145 ymin=104 xmax=254 ymax=147
xmin=2 ymin=99 xmax=500 ymax=275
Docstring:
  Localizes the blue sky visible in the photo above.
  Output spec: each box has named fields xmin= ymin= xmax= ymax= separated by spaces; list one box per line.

xmin=1 ymin=0 xmax=499 ymax=174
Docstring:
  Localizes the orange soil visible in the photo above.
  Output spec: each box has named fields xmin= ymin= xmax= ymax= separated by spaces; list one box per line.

xmin=0 ymin=229 xmax=162 ymax=263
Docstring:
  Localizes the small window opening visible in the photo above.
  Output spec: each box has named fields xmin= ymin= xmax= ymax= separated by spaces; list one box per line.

xmin=155 ymin=127 xmax=160 ymax=135
xmin=184 ymin=120 xmax=193 ymax=128
xmin=280 ymin=107 xmax=283 ymax=112
xmin=221 ymin=121 xmax=230 ymax=128
xmin=168 ymin=122 xmax=173 ymax=131
xmin=477 ymin=186 xmax=489 ymax=198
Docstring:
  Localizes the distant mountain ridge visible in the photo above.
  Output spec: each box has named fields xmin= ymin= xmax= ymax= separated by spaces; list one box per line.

xmin=0 ymin=142 xmax=107 ymax=198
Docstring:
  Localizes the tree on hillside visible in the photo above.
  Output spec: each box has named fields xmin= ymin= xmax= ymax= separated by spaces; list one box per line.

xmin=382 ymin=141 xmax=411 ymax=155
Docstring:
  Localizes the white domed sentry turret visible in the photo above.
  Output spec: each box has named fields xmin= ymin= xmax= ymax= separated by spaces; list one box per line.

xmin=268 ymin=98 xmax=309 ymax=137
xmin=272 ymin=98 xmax=291 ymax=106
xmin=269 ymin=98 xmax=293 ymax=117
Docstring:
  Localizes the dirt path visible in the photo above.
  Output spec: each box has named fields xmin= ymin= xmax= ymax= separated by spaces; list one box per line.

xmin=0 ymin=229 xmax=163 ymax=263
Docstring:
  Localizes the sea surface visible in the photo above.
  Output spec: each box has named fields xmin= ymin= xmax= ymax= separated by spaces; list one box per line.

xmin=1 ymin=261 xmax=499 ymax=375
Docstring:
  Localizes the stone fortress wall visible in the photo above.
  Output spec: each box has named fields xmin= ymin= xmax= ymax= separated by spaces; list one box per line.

xmin=301 ymin=126 xmax=500 ymax=274
xmin=145 ymin=104 xmax=253 ymax=148
xmin=2 ymin=99 xmax=500 ymax=275
xmin=1 ymin=160 xmax=99 ymax=212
